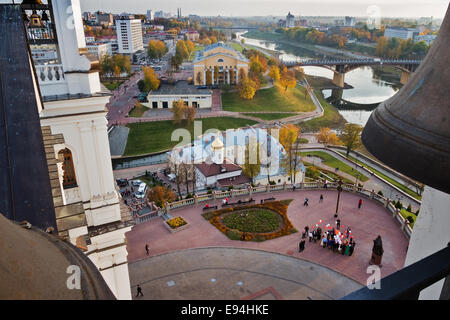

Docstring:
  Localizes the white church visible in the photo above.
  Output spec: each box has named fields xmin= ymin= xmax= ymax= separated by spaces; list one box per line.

xmin=169 ymin=127 xmax=305 ymax=189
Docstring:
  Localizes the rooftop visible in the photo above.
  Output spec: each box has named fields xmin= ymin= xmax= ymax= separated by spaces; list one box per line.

xmin=193 ymin=42 xmax=249 ymax=64
xmin=149 ymin=80 xmax=212 ymax=96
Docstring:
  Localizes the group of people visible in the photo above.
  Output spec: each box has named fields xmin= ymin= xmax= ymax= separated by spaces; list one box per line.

xmin=298 ymin=220 xmax=356 ymax=257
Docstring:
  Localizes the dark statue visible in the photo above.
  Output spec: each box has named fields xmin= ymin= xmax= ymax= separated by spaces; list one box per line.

xmin=370 ymin=235 xmax=384 ymax=266
xmin=372 ymin=235 xmax=384 ymax=256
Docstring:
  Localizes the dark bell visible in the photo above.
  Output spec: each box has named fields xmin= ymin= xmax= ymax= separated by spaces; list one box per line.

xmin=362 ymin=4 xmax=450 ymax=194
xmin=41 ymin=11 xmax=49 ymax=22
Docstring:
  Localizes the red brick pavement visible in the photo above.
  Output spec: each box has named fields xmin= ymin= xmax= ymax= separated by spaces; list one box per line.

xmin=126 ymin=190 xmax=409 ymax=285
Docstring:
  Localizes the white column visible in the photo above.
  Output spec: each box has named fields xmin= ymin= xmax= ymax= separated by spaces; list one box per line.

xmin=203 ymin=69 xmax=206 ymax=85
xmin=227 ymin=69 xmax=230 ymax=85
xmin=78 ymin=123 xmax=102 ymax=199
xmin=235 ymin=68 xmax=238 ymax=84
xmin=404 ymin=186 xmax=450 ymax=299
xmin=211 ymin=68 xmax=214 ymax=85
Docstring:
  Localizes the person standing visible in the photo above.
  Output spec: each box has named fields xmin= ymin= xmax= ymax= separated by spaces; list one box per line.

xmin=319 ymin=194 xmax=324 ymax=203
xmin=358 ymin=198 xmax=362 ymax=209
xmin=304 ymin=198 xmax=309 ymax=206
xmin=336 ymin=219 xmax=341 ymax=230
xmin=299 ymin=239 xmax=306 ymax=252
xmin=308 ymin=231 xmax=313 ymax=242
xmin=136 ymin=285 xmax=143 ymax=297
xmin=145 ymin=244 xmax=149 ymax=255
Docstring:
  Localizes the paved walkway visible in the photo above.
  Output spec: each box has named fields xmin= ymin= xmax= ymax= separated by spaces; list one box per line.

xmin=129 ymin=247 xmax=362 ymax=300
xmin=108 ymin=126 xmax=130 ymax=157
xmin=126 ymin=190 xmax=409 ymax=285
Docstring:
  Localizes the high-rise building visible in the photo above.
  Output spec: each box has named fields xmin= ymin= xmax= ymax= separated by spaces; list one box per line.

xmin=147 ymin=9 xmax=154 ymax=21
xmin=345 ymin=16 xmax=355 ymax=27
xmin=96 ymin=11 xmax=114 ymax=26
xmin=286 ymin=12 xmax=295 ymax=28
xmin=116 ymin=16 xmax=144 ymax=54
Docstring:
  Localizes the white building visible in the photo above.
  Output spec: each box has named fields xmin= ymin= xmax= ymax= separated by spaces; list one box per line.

xmin=85 ymin=36 xmax=96 ymax=43
xmin=31 ymin=0 xmax=133 ymax=300
xmin=414 ymin=34 xmax=437 ymax=46
xmin=143 ymin=81 xmax=212 ymax=109
xmin=345 ymin=16 xmax=355 ymax=27
xmin=116 ymin=17 xmax=144 ymax=54
xmin=384 ymin=27 xmax=419 ymax=40
xmin=86 ymin=42 xmax=112 ymax=60
xmin=169 ymin=128 xmax=304 ymax=189
xmin=286 ymin=12 xmax=295 ymax=28
xmin=147 ymin=10 xmax=154 ymax=21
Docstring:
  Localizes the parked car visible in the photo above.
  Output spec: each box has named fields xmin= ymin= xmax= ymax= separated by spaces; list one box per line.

xmin=132 ymin=179 xmax=142 ymax=186
xmin=116 ymin=179 xmax=128 ymax=187
xmin=136 ymin=182 xmax=148 ymax=199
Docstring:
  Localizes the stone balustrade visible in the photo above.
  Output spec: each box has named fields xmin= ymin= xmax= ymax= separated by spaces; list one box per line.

xmin=35 ymin=64 xmax=66 ymax=84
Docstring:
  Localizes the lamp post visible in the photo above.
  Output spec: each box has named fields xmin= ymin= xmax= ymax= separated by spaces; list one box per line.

xmin=335 ymin=178 xmax=343 ymax=218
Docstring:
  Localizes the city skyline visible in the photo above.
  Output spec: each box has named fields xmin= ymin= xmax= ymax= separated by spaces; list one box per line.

xmin=78 ymin=0 xmax=448 ymax=18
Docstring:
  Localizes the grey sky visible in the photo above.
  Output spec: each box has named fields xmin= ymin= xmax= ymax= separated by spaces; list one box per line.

xmin=79 ymin=0 xmax=449 ymax=18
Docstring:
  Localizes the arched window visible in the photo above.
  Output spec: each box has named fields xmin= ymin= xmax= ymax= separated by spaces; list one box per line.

xmin=59 ymin=148 xmax=77 ymax=189
xmin=217 ymin=58 xmax=224 ymax=63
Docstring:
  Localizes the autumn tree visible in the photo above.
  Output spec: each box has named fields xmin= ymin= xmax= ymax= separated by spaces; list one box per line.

xmin=183 ymin=105 xmax=197 ymax=126
xmin=315 ymin=127 xmax=341 ymax=145
xmin=339 ymin=123 xmax=363 ymax=156
xmin=280 ymin=124 xmax=301 ymax=183
xmin=268 ymin=65 xmax=280 ymax=83
xmin=171 ymin=99 xmax=185 ymax=125
xmin=147 ymin=186 xmax=176 ymax=208
xmin=239 ymin=77 xmax=257 ymax=100
xmin=279 ymin=67 xmax=296 ymax=92
xmin=294 ymin=67 xmax=305 ymax=82
xmin=242 ymin=138 xmax=261 ymax=183
xmin=148 ymin=40 xmax=167 ymax=59
xmin=175 ymin=40 xmax=189 ymax=62
xmin=142 ymin=67 xmax=160 ymax=92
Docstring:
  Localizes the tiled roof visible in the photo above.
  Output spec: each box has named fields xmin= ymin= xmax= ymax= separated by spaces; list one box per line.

xmin=195 ymin=160 xmax=241 ymax=177
xmin=217 ymin=173 xmax=252 ymax=187
xmin=193 ymin=42 xmax=249 ymax=64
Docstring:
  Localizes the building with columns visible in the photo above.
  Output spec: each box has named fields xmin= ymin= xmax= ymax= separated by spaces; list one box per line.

xmin=193 ymin=42 xmax=249 ymax=86
xmin=19 ymin=0 xmax=134 ymax=300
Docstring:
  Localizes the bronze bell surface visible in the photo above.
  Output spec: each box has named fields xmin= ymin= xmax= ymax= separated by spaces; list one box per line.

xmin=362 ymin=4 xmax=450 ymax=194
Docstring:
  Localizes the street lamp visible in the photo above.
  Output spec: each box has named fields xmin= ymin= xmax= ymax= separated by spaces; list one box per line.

xmin=335 ymin=178 xmax=343 ymax=218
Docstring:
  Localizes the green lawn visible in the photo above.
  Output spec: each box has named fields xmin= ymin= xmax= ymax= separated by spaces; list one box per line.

xmin=222 ymin=208 xmax=281 ymax=233
xmin=242 ymin=112 xmax=298 ymax=120
xmin=400 ymin=209 xmax=417 ymax=228
xmin=123 ymin=117 xmax=258 ymax=156
xmin=300 ymin=88 xmax=347 ymax=131
xmin=342 ymin=153 xmax=422 ymax=201
xmin=128 ymin=103 xmax=150 ymax=118
xmin=189 ymin=45 xmax=204 ymax=61
xmin=102 ymin=80 xmax=124 ymax=91
xmin=229 ymin=42 xmax=245 ymax=53
xmin=222 ymin=84 xmax=316 ymax=113
xmin=300 ymin=151 xmax=369 ymax=182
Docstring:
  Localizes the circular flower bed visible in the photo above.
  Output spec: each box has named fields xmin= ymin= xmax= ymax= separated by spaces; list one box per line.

xmin=222 ymin=208 xmax=280 ymax=233
xmin=202 ymin=201 xmax=297 ymax=241
xmin=167 ymin=217 xmax=187 ymax=229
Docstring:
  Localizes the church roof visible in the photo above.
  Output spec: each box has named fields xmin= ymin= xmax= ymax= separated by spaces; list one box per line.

xmin=193 ymin=42 xmax=249 ymax=63
xmin=195 ymin=160 xmax=241 ymax=177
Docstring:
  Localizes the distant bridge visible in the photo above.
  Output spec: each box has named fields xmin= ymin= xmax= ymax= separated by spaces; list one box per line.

xmin=210 ymin=26 xmax=259 ymax=30
xmin=285 ymin=58 xmax=422 ymax=86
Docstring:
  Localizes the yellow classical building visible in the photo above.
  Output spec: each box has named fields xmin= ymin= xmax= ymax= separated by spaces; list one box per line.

xmin=193 ymin=42 xmax=249 ymax=86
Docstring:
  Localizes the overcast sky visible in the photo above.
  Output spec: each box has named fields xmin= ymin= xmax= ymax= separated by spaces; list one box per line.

xmin=78 ymin=0 xmax=449 ymax=18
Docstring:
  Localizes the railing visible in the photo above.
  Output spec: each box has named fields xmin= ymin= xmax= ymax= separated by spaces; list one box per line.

xmin=160 ymin=181 xmax=414 ymax=240
xmin=286 ymin=58 xmax=422 ymax=67
xmin=35 ymin=64 xmax=65 ymax=84
xmin=134 ymin=209 xmax=159 ymax=224
xmin=342 ymin=244 xmax=450 ymax=300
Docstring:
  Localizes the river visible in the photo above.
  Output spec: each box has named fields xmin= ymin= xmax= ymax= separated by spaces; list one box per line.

xmin=236 ymin=32 xmax=403 ymax=126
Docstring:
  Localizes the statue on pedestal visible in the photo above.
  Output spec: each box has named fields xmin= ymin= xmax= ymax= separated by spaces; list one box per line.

xmin=370 ymin=235 xmax=384 ymax=266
